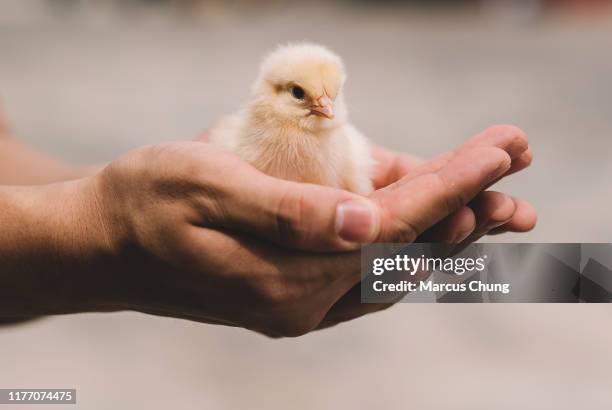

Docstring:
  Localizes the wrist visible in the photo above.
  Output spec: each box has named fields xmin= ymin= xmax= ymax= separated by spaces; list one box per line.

xmin=0 ymin=178 xmax=122 ymax=316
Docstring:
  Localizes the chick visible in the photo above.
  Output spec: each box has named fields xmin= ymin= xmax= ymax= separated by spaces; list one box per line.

xmin=209 ymin=43 xmax=375 ymax=195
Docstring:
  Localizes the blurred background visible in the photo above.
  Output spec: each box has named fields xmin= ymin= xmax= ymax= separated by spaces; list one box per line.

xmin=1 ymin=0 xmax=612 ymax=408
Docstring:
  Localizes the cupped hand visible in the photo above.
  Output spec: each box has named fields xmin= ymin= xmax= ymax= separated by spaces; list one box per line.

xmin=370 ymin=125 xmax=536 ymax=244
xmin=200 ymin=123 xmax=536 ymax=245
xmin=319 ymin=125 xmax=536 ymax=328
xmin=47 ymin=125 xmax=524 ymax=337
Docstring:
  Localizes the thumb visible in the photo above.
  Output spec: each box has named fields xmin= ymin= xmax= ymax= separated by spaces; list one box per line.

xmin=207 ymin=168 xmax=380 ymax=252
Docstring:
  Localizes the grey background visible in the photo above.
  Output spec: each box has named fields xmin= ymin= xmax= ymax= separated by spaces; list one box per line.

xmin=1 ymin=1 xmax=612 ymax=409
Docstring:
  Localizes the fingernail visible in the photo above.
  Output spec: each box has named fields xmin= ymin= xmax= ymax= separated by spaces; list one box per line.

xmin=485 ymin=218 xmax=512 ymax=231
xmin=453 ymin=226 xmax=474 ymax=243
xmin=488 ymin=160 xmax=511 ymax=184
xmin=335 ymin=200 xmax=379 ymax=243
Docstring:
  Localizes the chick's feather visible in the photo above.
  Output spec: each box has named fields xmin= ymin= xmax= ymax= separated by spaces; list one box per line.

xmin=210 ymin=43 xmax=375 ymax=195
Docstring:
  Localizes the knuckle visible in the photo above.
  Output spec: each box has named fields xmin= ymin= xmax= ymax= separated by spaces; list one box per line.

xmin=381 ymin=206 xmax=419 ymax=242
xmin=248 ymin=272 xmax=301 ymax=308
xmin=261 ymin=281 xmax=295 ymax=307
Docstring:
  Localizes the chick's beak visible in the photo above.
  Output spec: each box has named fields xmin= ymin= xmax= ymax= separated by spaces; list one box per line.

xmin=310 ymin=95 xmax=334 ymax=119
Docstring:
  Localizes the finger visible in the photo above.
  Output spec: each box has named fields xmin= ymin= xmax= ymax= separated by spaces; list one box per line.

xmin=372 ymin=146 xmax=511 ymax=242
xmin=319 ymin=196 xmax=494 ymax=329
xmin=319 ymin=192 xmax=530 ymax=331
xmin=225 ymin=180 xmax=370 ymax=252
xmin=457 ymin=126 xmax=531 ymax=184
xmin=487 ymin=197 xmax=537 ymax=234
xmin=392 ymin=125 xmax=530 ymax=184
xmin=319 ymin=246 xmax=437 ymax=329
xmin=459 ymin=124 xmax=529 ymax=160
xmin=199 ymin=126 xmax=526 ymax=251
xmin=447 ymin=192 xmax=516 ymax=255
xmin=417 ymin=206 xmax=476 ymax=243
xmin=460 ymin=191 xmax=517 ymax=245
xmin=319 ymin=208 xmax=478 ymax=329
xmin=431 ymin=195 xmax=536 ymax=257
xmin=487 ymin=149 xmax=534 ymax=190
xmin=206 ymin=166 xmax=380 ymax=251
xmin=506 ymin=148 xmax=533 ymax=176
xmin=370 ymin=144 xmax=425 ymax=189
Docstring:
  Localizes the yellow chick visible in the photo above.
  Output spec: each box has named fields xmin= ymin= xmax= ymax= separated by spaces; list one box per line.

xmin=209 ymin=43 xmax=375 ymax=195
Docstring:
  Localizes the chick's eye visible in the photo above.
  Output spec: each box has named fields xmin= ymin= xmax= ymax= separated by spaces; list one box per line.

xmin=290 ymin=86 xmax=305 ymax=100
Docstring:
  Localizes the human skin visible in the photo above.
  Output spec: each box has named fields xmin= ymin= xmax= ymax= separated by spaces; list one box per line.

xmin=0 ymin=116 xmax=535 ymax=337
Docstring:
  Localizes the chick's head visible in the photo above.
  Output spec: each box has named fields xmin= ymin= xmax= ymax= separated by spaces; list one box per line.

xmin=252 ymin=43 xmax=347 ymax=129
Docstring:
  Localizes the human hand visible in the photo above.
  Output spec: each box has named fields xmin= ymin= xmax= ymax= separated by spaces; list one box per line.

xmin=0 ymin=128 xmax=523 ymax=336
xmin=0 ymin=124 xmax=533 ymax=336
xmin=90 ymin=126 xmax=532 ymax=335
xmin=370 ymin=125 xmax=536 ymax=244
xmin=199 ymin=124 xmax=536 ymax=245
xmin=318 ymin=125 xmax=536 ymax=327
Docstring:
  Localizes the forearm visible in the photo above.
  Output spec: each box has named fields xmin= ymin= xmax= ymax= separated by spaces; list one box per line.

xmin=0 ymin=180 xmax=113 ymax=317
xmin=0 ymin=138 xmax=100 ymax=185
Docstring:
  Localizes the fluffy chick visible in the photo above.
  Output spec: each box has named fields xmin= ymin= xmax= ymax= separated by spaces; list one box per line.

xmin=210 ymin=43 xmax=375 ymax=195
